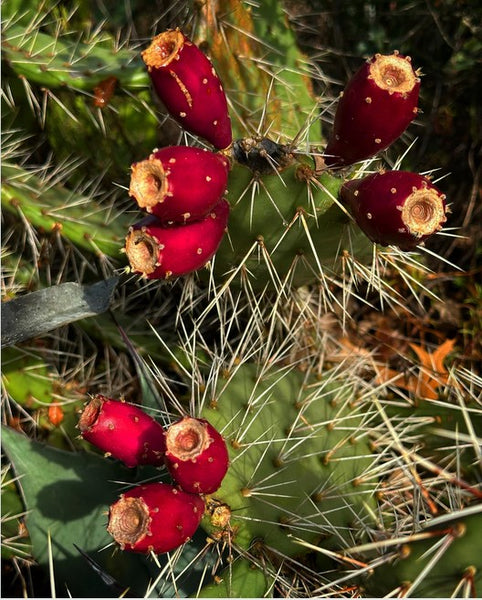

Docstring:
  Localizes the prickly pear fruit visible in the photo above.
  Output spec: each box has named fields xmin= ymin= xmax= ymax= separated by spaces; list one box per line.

xmin=340 ymin=170 xmax=447 ymax=250
xmin=125 ymin=198 xmax=230 ymax=279
xmin=77 ymin=395 xmax=166 ymax=468
xmin=164 ymin=416 xmax=229 ymax=494
xmin=324 ymin=52 xmax=420 ymax=168
xmin=142 ymin=28 xmax=232 ymax=150
xmin=107 ymin=482 xmax=205 ymax=554
xmin=129 ymin=146 xmax=229 ymax=223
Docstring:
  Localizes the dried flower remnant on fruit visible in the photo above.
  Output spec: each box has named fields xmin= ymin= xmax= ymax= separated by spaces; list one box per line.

xmin=369 ymin=53 xmax=417 ymax=95
xmin=124 ymin=226 xmax=159 ymax=277
xmin=402 ymin=188 xmax=445 ymax=237
xmin=144 ymin=30 xmax=182 ymax=66
xmin=142 ymin=29 xmax=232 ymax=149
xmin=130 ymin=159 xmax=167 ymax=209
xmin=166 ymin=417 xmax=209 ymax=459
xmin=107 ymin=496 xmax=151 ymax=548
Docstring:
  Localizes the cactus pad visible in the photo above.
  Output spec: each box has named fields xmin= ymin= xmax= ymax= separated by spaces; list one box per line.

xmin=201 ymin=363 xmax=378 ymax=557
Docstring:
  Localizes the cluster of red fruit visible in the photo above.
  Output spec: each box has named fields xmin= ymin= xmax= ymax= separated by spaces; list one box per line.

xmin=78 ymin=395 xmax=229 ymax=554
xmin=126 ymin=29 xmax=448 ymax=270
xmin=124 ymin=29 xmax=233 ymax=280
xmin=324 ymin=51 xmax=448 ymax=249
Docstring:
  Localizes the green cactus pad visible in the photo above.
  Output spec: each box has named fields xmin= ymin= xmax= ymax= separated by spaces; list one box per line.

xmin=44 ymin=89 xmax=159 ymax=185
xmin=1 ymin=463 xmax=31 ymax=561
xmin=192 ymin=0 xmax=318 ymax=141
xmin=2 ymin=21 xmax=147 ymax=91
xmin=384 ymin=396 xmax=482 ymax=476
xmin=196 ymin=556 xmax=271 ymax=598
xmin=201 ymin=363 xmax=378 ymax=557
xmin=214 ymin=160 xmax=372 ymax=288
xmin=1 ymin=164 xmax=131 ymax=260
xmin=2 ymin=348 xmax=58 ymax=410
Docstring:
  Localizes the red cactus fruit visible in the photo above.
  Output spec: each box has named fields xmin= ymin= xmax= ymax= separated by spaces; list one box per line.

xmin=324 ymin=52 xmax=420 ymax=168
xmin=340 ymin=170 xmax=447 ymax=250
xmin=124 ymin=198 xmax=230 ymax=279
xmin=78 ymin=395 xmax=166 ymax=468
xmin=164 ymin=416 xmax=229 ymax=494
xmin=129 ymin=146 xmax=230 ymax=223
xmin=107 ymin=482 xmax=205 ymax=554
xmin=142 ymin=28 xmax=232 ymax=150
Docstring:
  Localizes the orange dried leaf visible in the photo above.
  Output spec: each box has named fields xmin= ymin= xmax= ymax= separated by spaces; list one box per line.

xmin=376 ymin=339 xmax=456 ymax=400
xmin=48 ymin=403 xmax=64 ymax=427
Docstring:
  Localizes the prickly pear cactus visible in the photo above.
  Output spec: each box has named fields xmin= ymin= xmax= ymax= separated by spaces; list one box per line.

xmin=2 ymin=0 xmax=481 ymax=598
xmin=118 ymin=0 xmax=447 ymax=312
xmin=1 ymin=164 xmax=130 ymax=260
xmin=201 ymin=362 xmax=378 ymax=555
xmin=212 ymin=156 xmax=373 ymax=289
xmin=1 ymin=4 xmax=147 ymax=91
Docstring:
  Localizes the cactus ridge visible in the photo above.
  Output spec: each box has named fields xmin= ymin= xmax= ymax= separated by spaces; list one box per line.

xmin=2 ymin=10 xmax=147 ymax=92
xmin=1 ymin=162 xmax=131 ymax=264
